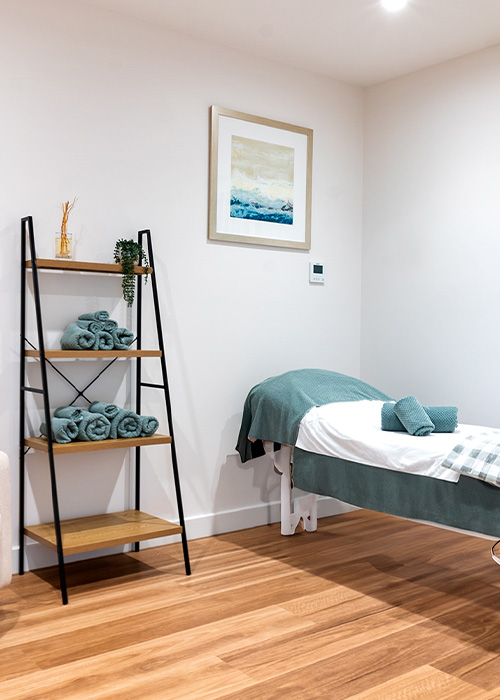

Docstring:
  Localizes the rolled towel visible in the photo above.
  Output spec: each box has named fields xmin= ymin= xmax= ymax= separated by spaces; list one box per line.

xmin=76 ymin=410 xmax=111 ymax=441
xmin=88 ymin=401 xmax=121 ymax=420
xmin=427 ymin=405 xmax=459 ymax=432
xmin=102 ymin=319 xmax=118 ymax=332
xmin=60 ymin=323 xmax=95 ymax=350
xmin=109 ymin=409 xmax=142 ymax=439
xmin=382 ymin=402 xmax=458 ymax=433
xmin=54 ymin=406 xmax=87 ymax=423
xmin=393 ymin=396 xmax=435 ymax=437
xmin=140 ymin=415 xmax=159 ymax=437
xmin=111 ymin=327 xmax=134 ymax=350
xmin=78 ymin=310 xmax=109 ymax=322
xmin=93 ymin=330 xmax=114 ymax=351
xmin=77 ymin=318 xmax=118 ymax=332
xmin=76 ymin=319 xmax=104 ymax=334
xmin=40 ymin=417 xmax=79 ymax=444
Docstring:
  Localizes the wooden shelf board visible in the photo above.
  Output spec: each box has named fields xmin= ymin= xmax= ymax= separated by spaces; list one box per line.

xmin=25 ymin=349 xmax=161 ymax=358
xmin=26 ymin=258 xmax=151 ymax=275
xmin=25 ymin=434 xmax=172 ymax=454
xmin=24 ymin=510 xmax=182 ymax=555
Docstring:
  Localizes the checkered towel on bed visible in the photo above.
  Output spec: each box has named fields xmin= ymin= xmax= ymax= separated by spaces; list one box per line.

xmin=442 ymin=431 xmax=500 ymax=487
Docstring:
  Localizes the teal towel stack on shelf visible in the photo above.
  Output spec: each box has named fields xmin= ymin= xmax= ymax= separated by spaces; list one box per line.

xmin=41 ymin=402 xmax=159 ymax=444
xmin=90 ymin=401 xmax=159 ymax=438
xmin=46 ymin=406 xmax=111 ymax=442
xmin=60 ymin=310 xmax=134 ymax=351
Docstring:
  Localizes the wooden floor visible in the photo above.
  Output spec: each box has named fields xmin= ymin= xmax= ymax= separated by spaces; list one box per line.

xmin=2 ymin=510 xmax=500 ymax=699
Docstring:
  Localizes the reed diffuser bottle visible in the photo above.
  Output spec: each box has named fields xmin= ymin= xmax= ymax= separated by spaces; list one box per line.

xmin=55 ymin=197 xmax=77 ymax=259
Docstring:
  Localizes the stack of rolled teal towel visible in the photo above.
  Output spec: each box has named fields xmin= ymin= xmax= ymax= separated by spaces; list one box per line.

xmin=60 ymin=310 xmax=134 ymax=351
xmin=381 ymin=397 xmax=458 ymax=436
xmin=40 ymin=402 xmax=159 ymax=443
xmin=89 ymin=402 xmax=159 ymax=439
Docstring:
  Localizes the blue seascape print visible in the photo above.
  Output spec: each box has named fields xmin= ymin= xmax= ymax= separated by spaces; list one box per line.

xmin=230 ymin=135 xmax=294 ymax=226
xmin=230 ymin=190 xmax=293 ymax=225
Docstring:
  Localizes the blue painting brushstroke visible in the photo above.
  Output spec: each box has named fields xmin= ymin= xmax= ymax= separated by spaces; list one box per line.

xmin=230 ymin=187 xmax=293 ymax=225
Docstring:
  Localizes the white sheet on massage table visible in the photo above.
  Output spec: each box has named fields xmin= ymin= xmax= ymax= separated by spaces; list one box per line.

xmin=295 ymin=400 xmax=495 ymax=482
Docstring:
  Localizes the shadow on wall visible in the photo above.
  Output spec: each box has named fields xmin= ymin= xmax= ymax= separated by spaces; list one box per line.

xmin=211 ymin=414 xmax=281 ymax=537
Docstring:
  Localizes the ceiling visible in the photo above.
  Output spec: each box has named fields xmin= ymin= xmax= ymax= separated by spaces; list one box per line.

xmin=81 ymin=0 xmax=500 ymax=86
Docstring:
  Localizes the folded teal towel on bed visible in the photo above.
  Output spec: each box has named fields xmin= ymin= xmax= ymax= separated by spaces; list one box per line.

xmin=88 ymin=401 xmax=122 ymax=420
xmin=111 ymin=327 xmax=134 ymax=350
xmin=140 ymin=415 xmax=159 ymax=437
xmin=60 ymin=323 xmax=95 ymax=350
xmin=393 ymin=396 xmax=435 ymax=436
xmin=76 ymin=410 xmax=111 ymax=441
xmin=40 ymin=417 xmax=79 ymax=443
xmin=109 ymin=409 xmax=142 ymax=439
xmin=382 ymin=402 xmax=458 ymax=433
xmin=54 ymin=406 xmax=87 ymax=423
xmin=93 ymin=330 xmax=114 ymax=351
xmin=78 ymin=310 xmax=109 ymax=322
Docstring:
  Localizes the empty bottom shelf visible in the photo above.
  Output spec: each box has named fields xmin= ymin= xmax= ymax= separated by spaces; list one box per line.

xmin=24 ymin=510 xmax=183 ymax=555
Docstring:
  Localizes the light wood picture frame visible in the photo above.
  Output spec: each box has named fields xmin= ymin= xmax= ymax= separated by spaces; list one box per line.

xmin=209 ymin=106 xmax=312 ymax=249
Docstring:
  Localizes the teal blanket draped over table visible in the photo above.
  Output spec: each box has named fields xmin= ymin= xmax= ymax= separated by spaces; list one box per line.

xmin=236 ymin=369 xmax=392 ymax=463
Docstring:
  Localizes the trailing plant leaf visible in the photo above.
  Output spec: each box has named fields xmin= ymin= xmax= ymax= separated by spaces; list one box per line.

xmin=113 ymin=239 xmax=149 ymax=307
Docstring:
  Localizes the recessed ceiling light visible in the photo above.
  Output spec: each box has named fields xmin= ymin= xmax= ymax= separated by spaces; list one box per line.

xmin=381 ymin=0 xmax=408 ymax=11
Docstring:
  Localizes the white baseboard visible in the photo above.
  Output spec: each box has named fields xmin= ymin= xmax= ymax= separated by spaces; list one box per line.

xmin=12 ymin=496 xmax=355 ymax=574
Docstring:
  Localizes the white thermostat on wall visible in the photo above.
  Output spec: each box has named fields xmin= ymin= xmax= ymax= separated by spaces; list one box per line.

xmin=309 ymin=262 xmax=325 ymax=284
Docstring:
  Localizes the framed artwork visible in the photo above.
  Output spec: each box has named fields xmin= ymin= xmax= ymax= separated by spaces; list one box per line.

xmin=209 ymin=106 xmax=313 ymax=249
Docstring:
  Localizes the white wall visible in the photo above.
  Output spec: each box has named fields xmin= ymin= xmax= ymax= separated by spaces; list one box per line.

xmin=362 ymin=45 xmax=500 ymax=427
xmin=1 ymin=1 xmax=364 ymax=570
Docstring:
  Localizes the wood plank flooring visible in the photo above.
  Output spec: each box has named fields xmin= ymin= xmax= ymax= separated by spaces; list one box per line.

xmin=2 ymin=510 xmax=500 ymax=699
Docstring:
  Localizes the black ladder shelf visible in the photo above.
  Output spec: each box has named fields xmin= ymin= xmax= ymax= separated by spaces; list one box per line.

xmin=19 ymin=216 xmax=191 ymax=604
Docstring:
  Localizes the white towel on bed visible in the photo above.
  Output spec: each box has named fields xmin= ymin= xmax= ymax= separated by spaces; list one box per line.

xmin=295 ymin=400 xmax=489 ymax=482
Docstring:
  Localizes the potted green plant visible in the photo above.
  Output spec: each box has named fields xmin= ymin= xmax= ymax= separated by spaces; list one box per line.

xmin=113 ymin=239 xmax=150 ymax=307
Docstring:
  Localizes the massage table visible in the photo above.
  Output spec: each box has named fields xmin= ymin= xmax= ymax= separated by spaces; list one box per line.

xmin=236 ymin=370 xmax=500 ymax=548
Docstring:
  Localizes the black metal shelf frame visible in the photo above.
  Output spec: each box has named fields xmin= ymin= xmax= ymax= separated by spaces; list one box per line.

xmin=19 ymin=217 xmax=191 ymax=604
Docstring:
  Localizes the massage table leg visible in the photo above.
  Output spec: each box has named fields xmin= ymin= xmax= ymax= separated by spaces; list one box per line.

xmin=264 ymin=442 xmax=318 ymax=536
